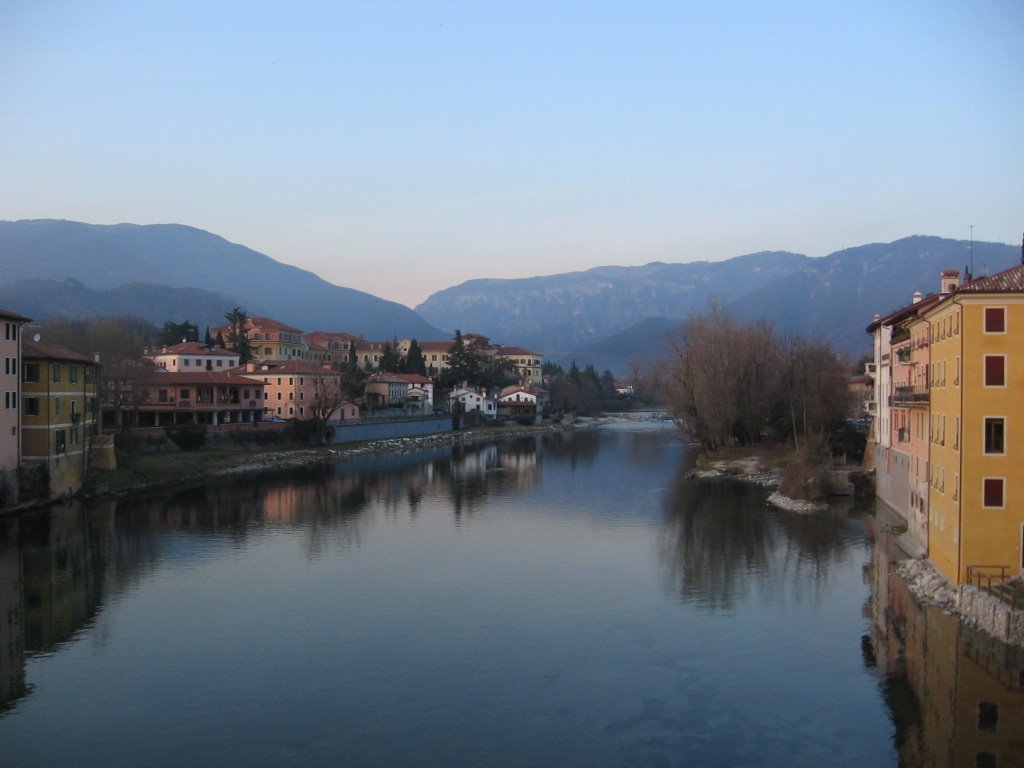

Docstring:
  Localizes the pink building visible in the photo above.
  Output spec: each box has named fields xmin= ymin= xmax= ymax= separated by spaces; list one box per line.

xmin=242 ymin=360 xmax=348 ymax=420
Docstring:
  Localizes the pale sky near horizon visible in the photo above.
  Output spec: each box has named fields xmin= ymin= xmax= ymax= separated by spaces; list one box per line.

xmin=1 ymin=1 xmax=1022 ymax=308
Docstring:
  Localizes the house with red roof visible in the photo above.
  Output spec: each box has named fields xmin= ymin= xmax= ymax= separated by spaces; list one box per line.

xmin=118 ymin=369 xmax=265 ymax=429
xmin=210 ymin=316 xmax=308 ymax=361
xmin=145 ymin=341 xmax=240 ymax=372
xmin=365 ymin=372 xmax=434 ymax=412
xmin=241 ymin=359 xmax=351 ymax=421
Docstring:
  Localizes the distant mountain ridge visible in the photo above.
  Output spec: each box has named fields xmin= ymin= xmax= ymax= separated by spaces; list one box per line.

xmin=0 ymin=219 xmax=444 ymax=339
xmin=418 ymin=235 xmax=1021 ymax=372
xmin=2 ymin=221 xmax=1019 ymax=377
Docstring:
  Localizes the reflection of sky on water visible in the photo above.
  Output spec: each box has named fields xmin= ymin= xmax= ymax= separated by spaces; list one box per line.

xmin=0 ymin=426 xmax=1012 ymax=766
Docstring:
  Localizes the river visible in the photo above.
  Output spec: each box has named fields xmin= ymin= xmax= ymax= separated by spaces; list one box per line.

xmin=0 ymin=422 xmax=1021 ymax=766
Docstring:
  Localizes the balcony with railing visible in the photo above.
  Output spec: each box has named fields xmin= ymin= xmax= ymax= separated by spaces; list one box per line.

xmin=891 ymin=386 xmax=929 ymax=406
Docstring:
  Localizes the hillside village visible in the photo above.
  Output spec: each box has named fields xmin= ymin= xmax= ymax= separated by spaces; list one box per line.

xmin=0 ymin=311 xmax=555 ymax=507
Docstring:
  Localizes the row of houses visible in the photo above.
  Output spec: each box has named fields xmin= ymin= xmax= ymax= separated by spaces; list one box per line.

xmin=866 ymin=262 xmax=1023 ymax=586
xmin=208 ymin=319 xmax=544 ymax=386
xmin=1 ymin=310 xmax=545 ymax=506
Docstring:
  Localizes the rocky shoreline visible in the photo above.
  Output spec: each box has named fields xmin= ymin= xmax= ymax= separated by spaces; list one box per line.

xmin=684 ymin=456 xmax=829 ymax=513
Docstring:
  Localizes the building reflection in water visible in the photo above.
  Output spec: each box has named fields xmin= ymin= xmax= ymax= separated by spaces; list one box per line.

xmin=0 ymin=435 xmax=551 ymax=713
xmin=0 ymin=518 xmax=26 ymax=712
xmin=866 ymin=503 xmax=1024 ymax=768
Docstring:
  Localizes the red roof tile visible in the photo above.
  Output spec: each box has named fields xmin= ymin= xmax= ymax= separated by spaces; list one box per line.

xmin=149 ymin=342 xmax=238 ymax=357
xmin=957 ymin=264 xmax=1024 ymax=293
xmin=22 ymin=340 xmax=97 ymax=364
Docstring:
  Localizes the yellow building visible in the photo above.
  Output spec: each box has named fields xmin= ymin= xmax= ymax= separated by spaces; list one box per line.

xmin=924 ymin=264 xmax=1024 ymax=583
xmin=21 ymin=340 xmax=101 ymax=500
xmin=211 ymin=316 xmax=308 ymax=361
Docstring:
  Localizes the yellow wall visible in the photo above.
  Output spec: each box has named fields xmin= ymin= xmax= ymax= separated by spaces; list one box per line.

xmin=927 ymin=296 xmax=1024 ymax=582
xmin=959 ymin=297 xmax=1024 ymax=580
xmin=925 ymin=301 xmax=962 ymax=582
xmin=21 ymin=358 xmax=100 ymax=499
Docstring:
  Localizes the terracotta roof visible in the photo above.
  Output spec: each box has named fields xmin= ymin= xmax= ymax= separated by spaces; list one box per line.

xmin=957 ymin=264 xmax=1024 ymax=293
xmin=305 ymin=331 xmax=358 ymax=343
xmin=149 ymin=342 xmax=238 ymax=357
xmin=0 ymin=308 xmax=31 ymax=322
xmin=494 ymin=345 xmax=539 ymax=357
xmin=368 ymin=372 xmax=432 ymax=384
xmin=148 ymin=370 xmax=264 ymax=385
xmin=22 ymin=340 xmax=97 ymax=364
xmin=247 ymin=316 xmax=304 ymax=333
xmin=866 ymin=293 xmax=941 ymax=332
xmin=415 ymin=341 xmax=452 ymax=351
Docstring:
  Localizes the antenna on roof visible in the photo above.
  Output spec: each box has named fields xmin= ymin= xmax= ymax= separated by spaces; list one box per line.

xmin=969 ymin=224 xmax=974 ymax=275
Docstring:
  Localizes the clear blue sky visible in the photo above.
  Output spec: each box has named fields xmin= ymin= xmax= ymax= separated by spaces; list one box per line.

xmin=2 ymin=1 xmax=1021 ymax=307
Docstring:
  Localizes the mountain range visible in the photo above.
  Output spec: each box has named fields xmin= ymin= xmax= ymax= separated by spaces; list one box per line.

xmin=1 ymin=219 xmax=1019 ymax=375
xmin=0 ymin=219 xmax=443 ymax=340
xmin=417 ymin=236 xmax=1021 ymax=369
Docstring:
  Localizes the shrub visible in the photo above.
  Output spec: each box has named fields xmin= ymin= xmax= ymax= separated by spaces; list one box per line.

xmin=164 ymin=425 xmax=207 ymax=451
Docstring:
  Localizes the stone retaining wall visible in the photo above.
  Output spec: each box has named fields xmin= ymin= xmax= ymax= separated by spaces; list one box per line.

xmin=958 ymin=585 xmax=1024 ymax=646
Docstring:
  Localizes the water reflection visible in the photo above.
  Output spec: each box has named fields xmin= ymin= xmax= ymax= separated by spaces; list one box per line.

xmin=0 ymin=435 xmax=559 ymax=714
xmin=866 ymin=505 xmax=1024 ymax=767
xmin=659 ymin=473 xmax=860 ymax=610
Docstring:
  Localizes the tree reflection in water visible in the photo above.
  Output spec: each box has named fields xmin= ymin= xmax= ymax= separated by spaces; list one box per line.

xmin=659 ymin=471 xmax=859 ymax=610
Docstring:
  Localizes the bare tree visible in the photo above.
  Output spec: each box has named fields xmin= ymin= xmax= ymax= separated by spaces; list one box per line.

xmin=309 ymin=374 xmax=347 ymax=444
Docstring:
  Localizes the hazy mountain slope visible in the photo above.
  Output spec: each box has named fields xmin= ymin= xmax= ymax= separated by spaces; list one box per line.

xmin=0 ymin=278 xmax=253 ymax=330
xmin=551 ymin=316 xmax=679 ymax=374
xmin=416 ymin=251 xmax=807 ymax=353
xmin=727 ymin=236 xmax=1020 ymax=356
xmin=0 ymin=219 xmax=444 ymax=339
xmin=420 ymin=235 xmax=1020 ymax=373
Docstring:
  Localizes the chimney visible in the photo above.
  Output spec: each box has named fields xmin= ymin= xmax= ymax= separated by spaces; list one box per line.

xmin=912 ymin=291 xmax=922 ymax=304
xmin=940 ymin=269 xmax=960 ymax=295
xmin=872 ymin=313 xmax=881 ymax=323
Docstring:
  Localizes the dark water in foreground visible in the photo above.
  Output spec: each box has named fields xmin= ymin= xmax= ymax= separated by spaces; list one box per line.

xmin=0 ymin=424 xmax=1021 ymax=766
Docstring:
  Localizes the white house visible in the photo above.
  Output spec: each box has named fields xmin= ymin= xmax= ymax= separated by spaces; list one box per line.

xmin=449 ymin=387 xmax=497 ymax=418
xmin=146 ymin=342 xmax=240 ymax=373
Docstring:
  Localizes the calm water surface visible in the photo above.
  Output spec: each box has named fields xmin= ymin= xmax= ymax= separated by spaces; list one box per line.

xmin=1 ymin=424 xmax=1021 ymax=766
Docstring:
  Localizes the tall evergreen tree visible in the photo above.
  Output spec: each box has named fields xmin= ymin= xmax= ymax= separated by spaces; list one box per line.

xmin=379 ymin=338 xmax=401 ymax=372
xmin=404 ymin=339 xmax=427 ymax=376
xmin=224 ymin=307 xmax=252 ymax=363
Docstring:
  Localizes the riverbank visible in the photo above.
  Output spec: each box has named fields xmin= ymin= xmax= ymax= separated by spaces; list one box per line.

xmin=75 ymin=417 xmax=610 ymax=502
xmin=683 ymin=449 xmax=832 ymax=513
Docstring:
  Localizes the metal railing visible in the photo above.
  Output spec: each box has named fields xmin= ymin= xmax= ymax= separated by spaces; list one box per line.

xmin=966 ymin=565 xmax=1020 ymax=610
xmin=892 ymin=386 xmax=929 ymax=405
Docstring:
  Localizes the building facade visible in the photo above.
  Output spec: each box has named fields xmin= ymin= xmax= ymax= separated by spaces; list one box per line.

xmin=20 ymin=340 xmax=101 ymax=500
xmin=870 ymin=265 xmax=1024 ymax=584
xmin=0 ymin=310 xmax=30 ymax=506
